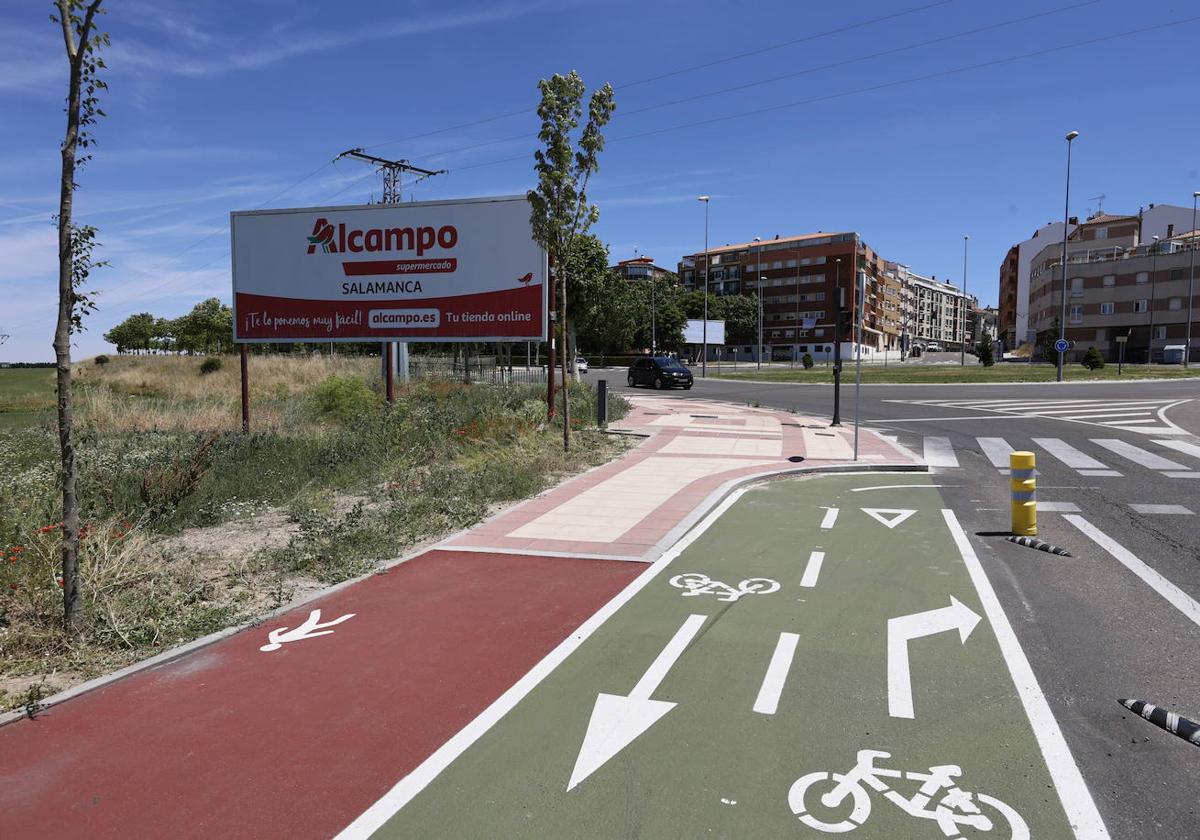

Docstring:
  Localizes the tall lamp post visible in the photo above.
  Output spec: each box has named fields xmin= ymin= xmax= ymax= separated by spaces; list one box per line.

xmin=1148 ymin=235 xmax=1160 ymax=364
xmin=754 ymin=237 xmax=763 ymax=371
xmin=960 ymin=234 xmax=969 ymax=366
xmin=698 ymin=196 xmax=711 ymax=376
xmin=1187 ymin=191 xmax=1198 ymax=368
xmin=1057 ymin=130 xmax=1079 ymax=382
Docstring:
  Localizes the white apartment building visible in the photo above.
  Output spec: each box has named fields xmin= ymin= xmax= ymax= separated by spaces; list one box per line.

xmin=905 ymin=270 xmax=973 ymax=349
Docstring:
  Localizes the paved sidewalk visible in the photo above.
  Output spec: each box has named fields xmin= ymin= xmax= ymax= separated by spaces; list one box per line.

xmin=444 ymin=395 xmax=921 ymax=560
xmin=0 ymin=395 xmax=921 ymax=840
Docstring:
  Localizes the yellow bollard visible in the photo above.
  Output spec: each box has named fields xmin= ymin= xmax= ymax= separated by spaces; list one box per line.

xmin=1010 ymin=451 xmax=1037 ymax=536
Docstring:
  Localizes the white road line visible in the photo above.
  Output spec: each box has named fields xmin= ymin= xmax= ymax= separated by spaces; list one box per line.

xmin=1032 ymin=438 xmax=1119 ymax=474
xmin=923 ymin=436 xmax=959 ymax=467
xmin=1129 ymin=504 xmax=1194 ymax=515
xmin=1164 ymin=471 xmax=1200 ymax=479
xmin=332 ymin=487 xmax=751 ymax=840
xmin=819 ymin=507 xmax=839 ymax=529
xmin=976 ymin=437 xmax=1014 ymax=469
xmin=799 ymin=551 xmax=826 ymax=588
xmin=1153 ymin=439 xmax=1200 ymax=460
xmin=1090 ymin=439 xmax=1187 ymax=471
xmin=942 ymin=510 xmax=1110 ymax=840
xmin=1078 ymin=469 xmax=1122 ymax=477
xmin=1064 ymin=515 xmax=1200 ymax=628
xmin=1038 ymin=502 xmax=1081 ymax=512
xmin=752 ymin=632 xmax=800 ymax=715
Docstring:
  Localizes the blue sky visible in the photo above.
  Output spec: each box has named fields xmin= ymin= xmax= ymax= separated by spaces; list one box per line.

xmin=2 ymin=0 xmax=1198 ymax=361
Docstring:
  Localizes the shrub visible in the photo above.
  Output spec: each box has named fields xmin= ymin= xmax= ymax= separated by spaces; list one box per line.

xmin=1081 ymin=346 xmax=1105 ymax=370
xmin=308 ymin=374 xmax=379 ymax=423
xmin=801 ymin=353 xmax=814 ymax=369
xmin=199 ymin=357 xmax=223 ymax=375
xmin=976 ymin=338 xmax=995 ymax=367
xmin=94 ymin=354 xmax=110 ymax=366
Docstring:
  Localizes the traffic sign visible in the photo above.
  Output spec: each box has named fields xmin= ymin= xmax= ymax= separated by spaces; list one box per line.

xmin=1115 ymin=336 xmax=1128 ymax=344
xmin=1054 ymin=338 xmax=1070 ymax=353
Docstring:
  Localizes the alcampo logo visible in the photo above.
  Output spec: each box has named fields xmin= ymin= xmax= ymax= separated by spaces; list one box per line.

xmin=303 ymin=217 xmax=458 ymax=256
xmin=306 ymin=219 xmax=336 ymax=254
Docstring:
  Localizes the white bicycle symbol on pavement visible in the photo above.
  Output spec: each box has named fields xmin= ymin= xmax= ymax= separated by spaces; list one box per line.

xmin=788 ymin=749 xmax=1029 ymax=839
xmin=668 ymin=572 xmax=781 ymax=602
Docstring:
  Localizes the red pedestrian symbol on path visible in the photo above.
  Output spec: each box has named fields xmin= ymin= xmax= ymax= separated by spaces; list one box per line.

xmin=259 ymin=609 xmax=355 ymax=652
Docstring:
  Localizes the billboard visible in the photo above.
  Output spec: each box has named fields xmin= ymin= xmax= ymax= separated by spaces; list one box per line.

xmin=231 ymin=195 xmax=546 ymax=343
xmin=682 ymin=319 xmax=725 ymax=345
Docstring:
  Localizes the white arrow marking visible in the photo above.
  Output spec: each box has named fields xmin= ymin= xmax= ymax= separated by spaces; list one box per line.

xmin=887 ymin=597 xmax=981 ymax=719
xmin=259 ymin=608 xmax=356 ymax=652
xmin=567 ymin=613 xmax=707 ymax=791
xmin=862 ymin=507 xmax=917 ymax=529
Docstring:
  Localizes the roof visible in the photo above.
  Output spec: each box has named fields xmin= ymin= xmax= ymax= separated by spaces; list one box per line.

xmin=1078 ymin=212 xmax=1137 ymax=226
xmin=684 ymin=231 xmax=852 ymax=258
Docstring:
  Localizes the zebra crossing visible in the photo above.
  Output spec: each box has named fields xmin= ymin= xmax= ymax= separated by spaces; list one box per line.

xmin=885 ymin=397 xmax=1191 ymax=435
xmin=915 ymin=434 xmax=1200 ymax=479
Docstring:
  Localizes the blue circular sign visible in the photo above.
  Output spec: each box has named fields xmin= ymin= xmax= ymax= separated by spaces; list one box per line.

xmin=1054 ymin=338 xmax=1070 ymax=353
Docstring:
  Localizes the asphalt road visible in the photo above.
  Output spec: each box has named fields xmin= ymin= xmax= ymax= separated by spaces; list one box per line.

xmin=585 ymin=365 xmax=1200 ymax=839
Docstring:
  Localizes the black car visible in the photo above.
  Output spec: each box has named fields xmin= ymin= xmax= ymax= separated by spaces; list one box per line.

xmin=627 ymin=356 xmax=694 ymax=390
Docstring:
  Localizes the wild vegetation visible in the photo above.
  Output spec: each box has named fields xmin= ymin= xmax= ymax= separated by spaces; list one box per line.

xmin=0 ymin=355 xmax=629 ymax=711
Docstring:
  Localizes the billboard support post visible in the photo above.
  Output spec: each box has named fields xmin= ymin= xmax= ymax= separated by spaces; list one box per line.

xmin=547 ymin=258 xmax=556 ymax=419
xmin=384 ymin=341 xmax=395 ymax=405
xmin=239 ymin=344 xmax=250 ymax=434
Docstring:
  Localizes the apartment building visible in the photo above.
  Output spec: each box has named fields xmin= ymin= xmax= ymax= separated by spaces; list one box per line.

xmin=999 ymin=203 xmax=1197 ymax=351
xmin=905 ymin=270 xmax=973 ymax=349
xmin=1028 ymin=222 xmax=1199 ymax=363
xmin=678 ymin=232 xmax=902 ymax=360
xmin=610 ymin=256 xmax=672 ymax=280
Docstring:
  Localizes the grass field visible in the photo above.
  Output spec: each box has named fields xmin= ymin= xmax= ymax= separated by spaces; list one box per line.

xmin=710 ymin=362 xmax=1200 ymax=385
xmin=0 ymin=367 xmax=56 ymax=430
xmin=0 ymin=354 xmax=628 ymax=710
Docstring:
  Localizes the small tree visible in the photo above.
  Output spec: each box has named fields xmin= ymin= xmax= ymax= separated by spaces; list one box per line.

xmin=802 ymin=352 xmax=814 ymax=369
xmin=528 ymin=71 xmax=615 ymax=450
xmin=1081 ymin=346 xmax=1105 ymax=370
xmin=976 ymin=336 xmax=995 ymax=367
xmin=52 ymin=0 xmax=107 ymax=635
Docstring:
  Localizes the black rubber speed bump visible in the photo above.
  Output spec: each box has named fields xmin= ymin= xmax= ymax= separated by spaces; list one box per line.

xmin=1119 ymin=698 xmax=1200 ymax=747
xmin=1005 ymin=535 xmax=1071 ymax=556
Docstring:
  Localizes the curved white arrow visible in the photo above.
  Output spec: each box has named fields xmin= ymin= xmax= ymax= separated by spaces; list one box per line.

xmin=887 ymin=597 xmax=981 ymax=719
xmin=260 ymin=608 xmax=356 ymax=652
xmin=567 ymin=614 xmax=707 ymax=791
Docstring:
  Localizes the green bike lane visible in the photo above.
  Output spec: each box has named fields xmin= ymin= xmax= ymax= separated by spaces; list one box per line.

xmin=344 ymin=473 xmax=1107 ymax=839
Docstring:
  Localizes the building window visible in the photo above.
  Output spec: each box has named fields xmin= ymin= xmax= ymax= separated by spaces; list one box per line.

xmin=1070 ymin=277 xmax=1084 ymax=297
xmin=1100 ymin=302 xmax=1115 ymax=315
xmin=1169 ymin=297 xmax=1183 ymax=311
xmin=1069 ymin=304 xmax=1083 ymax=322
xmin=1136 ymin=272 xmax=1149 ymax=284
xmin=772 ymin=261 xmax=783 ymax=270
xmin=1134 ymin=299 xmax=1148 ymax=313
xmin=1102 ymin=275 xmax=1115 ymax=287
xmin=1155 ymin=325 xmax=1167 ymax=340
xmin=1096 ymin=328 xmax=1106 ymax=342
xmin=1095 ymin=228 xmax=1108 ymax=240
xmin=1171 ymin=268 xmax=1185 ymax=282
xmin=786 ymin=259 xmax=797 ymax=268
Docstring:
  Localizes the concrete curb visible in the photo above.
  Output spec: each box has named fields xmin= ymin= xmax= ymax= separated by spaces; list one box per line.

xmin=0 ymin=401 xmax=924 ymax=728
xmin=700 ymin=375 xmax=1200 ymax=388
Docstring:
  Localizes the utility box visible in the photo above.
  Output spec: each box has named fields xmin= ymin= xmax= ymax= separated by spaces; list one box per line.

xmin=1162 ymin=345 xmax=1186 ymax=364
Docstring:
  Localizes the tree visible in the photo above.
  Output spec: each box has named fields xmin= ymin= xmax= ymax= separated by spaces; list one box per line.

xmin=631 ymin=275 xmax=686 ymax=352
xmin=976 ymin=336 xmax=995 ymax=367
xmin=1081 ymin=346 xmax=1105 ymax=370
xmin=52 ymin=0 xmax=108 ymax=634
xmin=713 ymin=293 xmax=758 ymax=345
xmin=566 ymin=235 xmax=642 ymax=353
xmin=528 ymin=71 xmax=615 ymax=450
xmin=179 ymin=297 xmax=234 ymax=354
xmin=103 ymin=311 xmax=153 ymax=353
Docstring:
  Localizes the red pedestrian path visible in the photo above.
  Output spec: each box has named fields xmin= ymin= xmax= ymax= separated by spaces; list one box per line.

xmin=0 ymin=550 xmax=642 ymax=839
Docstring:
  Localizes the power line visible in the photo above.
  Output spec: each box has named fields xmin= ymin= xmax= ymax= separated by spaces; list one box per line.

xmin=361 ymin=0 xmax=957 ymax=152
xmin=451 ymin=14 xmax=1200 ymax=173
xmin=405 ymin=0 xmax=1098 ymax=168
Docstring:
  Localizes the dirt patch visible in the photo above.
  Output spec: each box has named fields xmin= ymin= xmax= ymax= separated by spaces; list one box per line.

xmin=161 ymin=508 xmax=299 ymax=565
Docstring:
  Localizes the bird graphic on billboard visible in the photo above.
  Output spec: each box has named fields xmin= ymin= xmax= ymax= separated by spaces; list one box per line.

xmin=517 ymin=272 xmax=533 ymax=285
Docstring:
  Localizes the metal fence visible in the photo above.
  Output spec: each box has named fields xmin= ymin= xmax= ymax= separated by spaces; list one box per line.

xmin=408 ymin=355 xmax=547 ymax=385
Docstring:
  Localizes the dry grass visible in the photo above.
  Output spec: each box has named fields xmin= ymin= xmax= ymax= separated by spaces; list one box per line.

xmin=76 ymin=353 xmax=376 ymax=434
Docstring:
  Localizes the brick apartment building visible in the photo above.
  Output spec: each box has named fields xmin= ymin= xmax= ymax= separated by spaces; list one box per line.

xmin=999 ymin=202 xmax=1197 ymax=352
xmin=678 ymin=232 xmax=904 ymax=360
xmin=1027 ymin=215 xmax=1199 ymax=363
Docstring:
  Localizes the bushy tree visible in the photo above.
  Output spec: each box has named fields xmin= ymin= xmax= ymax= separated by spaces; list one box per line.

xmin=1081 ymin=346 xmax=1105 ymax=370
xmin=802 ymin=352 xmax=814 ymax=369
xmin=103 ymin=311 xmax=153 ymax=353
xmin=977 ymin=336 xmax=995 ymax=367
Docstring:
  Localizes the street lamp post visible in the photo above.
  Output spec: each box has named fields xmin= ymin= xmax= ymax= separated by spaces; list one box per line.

xmin=754 ymin=237 xmax=763 ymax=371
xmin=961 ymin=235 xmax=969 ymax=366
xmin=1187 ymin=191 xmax=1199 ymax=368
xmin=1057 ymin=130 xmax=1079 ymax=383
xmin=1148 ymin=235 xmax=1160 ymax=364
xmin=698 ymin=196 xmax=710 ymax=376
